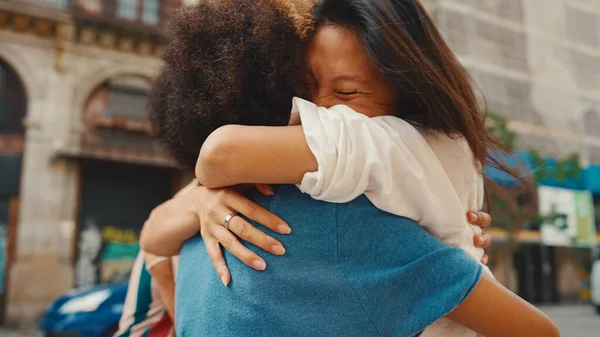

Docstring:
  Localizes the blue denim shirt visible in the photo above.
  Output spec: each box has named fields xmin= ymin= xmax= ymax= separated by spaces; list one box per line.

xmin=176 ymin=185 xmax=482 ymax=337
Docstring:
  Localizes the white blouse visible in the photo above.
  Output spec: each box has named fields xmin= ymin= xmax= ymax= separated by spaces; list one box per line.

xmin=292 ymin=97 xmax=491 ymax=337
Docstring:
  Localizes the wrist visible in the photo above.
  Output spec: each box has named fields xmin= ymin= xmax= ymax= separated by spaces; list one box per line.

xmin=146 ymin=256 xmax=169 ymax=272
xmin=146 ymin=258 xmax=174 ymax=280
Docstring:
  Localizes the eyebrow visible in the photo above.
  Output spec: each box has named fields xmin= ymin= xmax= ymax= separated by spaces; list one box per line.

xmin=332 ymin=75 xmax=366 ymax=83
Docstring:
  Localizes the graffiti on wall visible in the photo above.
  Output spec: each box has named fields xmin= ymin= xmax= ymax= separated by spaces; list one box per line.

xmin=75 ymin=219 xmax=140 ymax=287
xmin=75 ymin=219 xmax=102 ymax=287
xmin=100 ymin=225 xmax=140 ymax=283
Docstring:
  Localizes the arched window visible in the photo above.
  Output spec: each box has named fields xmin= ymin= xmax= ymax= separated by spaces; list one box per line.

xmin=84 ymin=74 xmax=151 ymax=122
xmin=0 ymin=59 xmax=27 ymax=136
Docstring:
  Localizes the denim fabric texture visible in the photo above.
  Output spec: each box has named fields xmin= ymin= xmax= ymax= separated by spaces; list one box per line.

xmin=176 ymin=185 xmax=482 ymax=337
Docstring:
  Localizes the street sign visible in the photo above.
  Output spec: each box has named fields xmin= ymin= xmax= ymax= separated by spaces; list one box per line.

xmin=539 ymin=186 xmax=597 ymax=247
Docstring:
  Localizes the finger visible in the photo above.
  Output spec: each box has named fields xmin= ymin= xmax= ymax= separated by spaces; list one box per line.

xmin=255 ymin=184 xmax=275 ymax=196
xmin=481 ymin=233 xmax=492 ymax=248
xmin=209 ymin=225 xmax=267 ymax=271
xmin=481 ymin=253 xmax=489 ymax=265
xmin=477 ymin=211 xmax=492 ymax=228
xmin=225 ymin=193 xmax=291 ymax=235
xmin=474 ymin=234 xmax=484 ymax=248
xmin=204 ymin=237 xmax=231 ymax=286
xmin=468 ymin=211 xmax=492 ymax=229
xmin=466 ymin=211 xmax=479 ymax=225
xmin=227 ymin=215 xmax=285 ymax=256
xmin=474 ymin=232 xmax=493 ymax=248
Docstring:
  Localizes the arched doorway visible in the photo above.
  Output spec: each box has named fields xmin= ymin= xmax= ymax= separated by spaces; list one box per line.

xmin=0 ymin=58 xmax=27 ymax=322
xmin=74 ymin=74 xmax=179 ymax=287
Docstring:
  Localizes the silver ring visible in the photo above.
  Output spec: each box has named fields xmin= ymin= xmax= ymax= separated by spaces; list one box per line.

xmin=224 ymin=212 xmax=239 ymax=230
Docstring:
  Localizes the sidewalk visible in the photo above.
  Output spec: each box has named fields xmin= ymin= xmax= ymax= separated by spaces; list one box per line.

xmin=0 ymin=328 xmax=39 ymax=337
xmin=1 ymin=306 xmax=598 ymax=337
xmin=540 ymin=304 xmax=600 ymax=337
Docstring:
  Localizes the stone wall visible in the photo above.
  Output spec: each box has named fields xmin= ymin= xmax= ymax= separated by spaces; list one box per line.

xmin=0 ymin=26 xmax=162 ymax=326
xmin=433 ymin=0 xmax=600 ymax=161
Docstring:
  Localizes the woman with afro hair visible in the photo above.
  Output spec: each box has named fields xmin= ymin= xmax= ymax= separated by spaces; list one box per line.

xmin=147 ymin=0 xmax=314 ymax=169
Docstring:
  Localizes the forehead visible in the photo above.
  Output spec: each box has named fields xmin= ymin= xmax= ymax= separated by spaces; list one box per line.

xmin=306 ymin=25 xmax=366 ymax=59
xmin=305 ymin=25 xmax=379 ymax=83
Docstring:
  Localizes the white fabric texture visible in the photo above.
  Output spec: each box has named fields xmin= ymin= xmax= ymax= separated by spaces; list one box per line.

xmin=293 ymin=97 xmax=491 ymax=337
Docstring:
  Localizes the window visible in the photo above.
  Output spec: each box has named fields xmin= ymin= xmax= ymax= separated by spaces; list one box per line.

xmin=0 ymin=65 xmax=10 ymax=133
xmin=48 ymin=0 xmax=69 ymax=10
xmin=105 ymin=82 xmax=148 ymax=121
xmin=116 ymin=0 xmax=161 ymax=24
xmin=0 ymin=60 xmax=27 ymax=136
xmin=117 ymin=0 xmax=138 ymax=20
xmin=0 ymin=101 xmax=12 ymax=133
xmin=142 ymin=0 xmax=160 ymax=25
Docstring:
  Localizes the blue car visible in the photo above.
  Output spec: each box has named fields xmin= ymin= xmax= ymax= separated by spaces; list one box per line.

xmin=40 ymin=283 xmax=127 ymax=337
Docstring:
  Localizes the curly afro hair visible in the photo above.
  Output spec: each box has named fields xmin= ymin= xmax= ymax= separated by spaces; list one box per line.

xmin=148 ymin=0 xmax=308 ymax=169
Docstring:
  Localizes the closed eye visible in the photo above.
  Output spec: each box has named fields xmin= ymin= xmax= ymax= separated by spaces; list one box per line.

xmin=337 ymin=91 xmax=359 ymax=95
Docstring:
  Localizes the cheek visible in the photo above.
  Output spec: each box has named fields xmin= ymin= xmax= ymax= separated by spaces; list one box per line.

xmin=351 ymin=100 xmax=397 ymax=118
xmin=311 ymin=93 xmax=340 ymax=109
xmin=312 ymin=95 xmax=392 ymax=118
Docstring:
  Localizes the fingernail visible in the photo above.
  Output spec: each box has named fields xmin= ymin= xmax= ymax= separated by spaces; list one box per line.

xmin=221 ymin=276 xmax=228 ymax=286
xmin=277 ymin=224 xmax=291 ymax=234
xmin=271 ymin=245 xmax=286 ymax=255
xmin=252 ymin=260 xmax=267 ymax=270
xmin=476 ymin=236 xmax=485 ymax=246
xmin=469 ymin=212 xmax=479 ymax=223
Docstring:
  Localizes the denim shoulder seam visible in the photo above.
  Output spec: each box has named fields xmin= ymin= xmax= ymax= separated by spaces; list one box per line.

xmin=334 ymin=204 xmax=383 ymax=337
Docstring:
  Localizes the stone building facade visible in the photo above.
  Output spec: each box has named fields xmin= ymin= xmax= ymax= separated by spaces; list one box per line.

xmin=0 ymin=0 xmax=599 ymax=327
xmin=424 ymin=0 xmax=600 ymax=162
xmin=0 ymin=0 xmax=186 ymax=327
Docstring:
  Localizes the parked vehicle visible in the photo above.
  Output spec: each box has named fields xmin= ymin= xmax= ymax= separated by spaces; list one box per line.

xmin=592 ymin=259 xmax=600 ymax=314
xmin=40 ymin=283 xmax=127 ymax=337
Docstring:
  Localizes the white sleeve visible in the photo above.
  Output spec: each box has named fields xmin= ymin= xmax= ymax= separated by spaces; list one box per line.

xmin=293 ymin=97 xmax=439 ymax=223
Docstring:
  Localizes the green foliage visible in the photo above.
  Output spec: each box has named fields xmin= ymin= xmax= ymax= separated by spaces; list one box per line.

xmin=486 ymin=111 xmax=582 ymax=184
xmin=529 ymin=151 xmax=582 ymax=182
xmin=487 ymin=111 xmax=515 ymax=150
xmin=485 ymin=111 xmax=582 ymax=235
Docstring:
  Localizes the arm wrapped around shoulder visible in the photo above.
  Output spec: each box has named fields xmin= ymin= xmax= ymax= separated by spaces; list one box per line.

xmin=335 ymin=200 xmax=559 ymax=337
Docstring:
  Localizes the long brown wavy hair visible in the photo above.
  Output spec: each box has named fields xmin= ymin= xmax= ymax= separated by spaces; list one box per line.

xmin=311 ymin=0 xmax=529 ymax=188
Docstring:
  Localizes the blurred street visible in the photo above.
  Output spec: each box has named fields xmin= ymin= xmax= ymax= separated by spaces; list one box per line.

xmin=541 ymin=305 xmax=600 ymax=337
